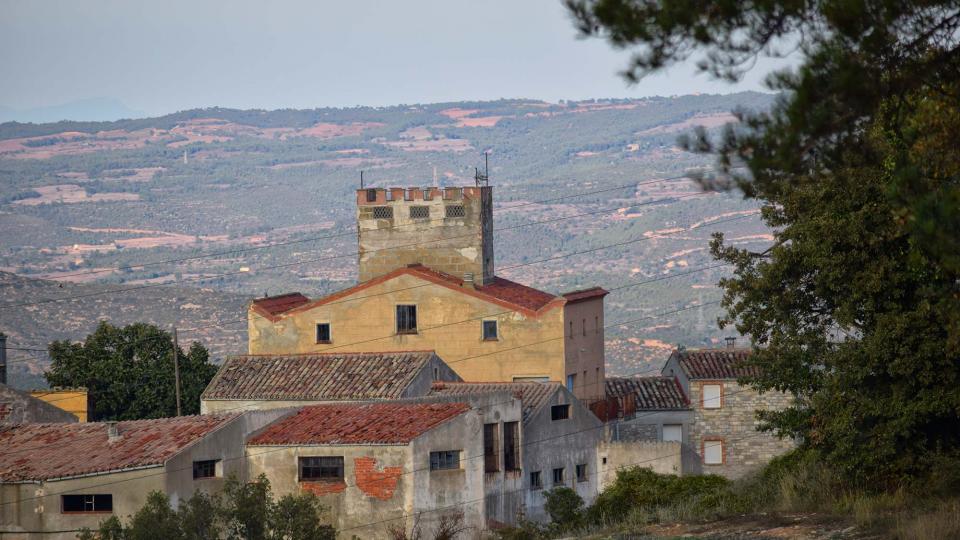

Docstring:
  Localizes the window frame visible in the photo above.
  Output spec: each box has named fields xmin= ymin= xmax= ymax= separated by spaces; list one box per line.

xmin=576 ymin=463 xmax=588 ymax=483
xmin=61 ymin=494 xmax=113 ymax=514
xmin=530 ymin=470 xmax=542 ymax=490
xmin=503 ymin=421 xmax=520 ymax=472
xmin=299 ymin=456 xmax=345 ymax=481
xmin=551 ymin=404 xmax=571 ymax=421
xmin=552 ymin=467 xmax=565 ymax=486
xmin=662 ymin=424 xmax=683 ymax=443
xmin=409 ymin=205 xmax=430 ymax=219
xmin=483 ymin=423 xmax=500 ymax=473
xmin=396 ymin=304 xmax=418 ymax=334
xmin=429 ymin=450 xmax=461 ymax=471
xmin=315 ymin=322 xmax=331 ymax=344
xmin=192 ymin=459 xmax=219 ymax=480
xmin=703 ymin=438 xmax=725 ymax=465
xmin=445 ymin=204 xmax=466 ymax=218
xmin=701 ymin=382 xmax=724 ymax=409
xmin=482 ymin=319 xmax=498 ymax=341
xmin=372 ymin=206 xmax=393 ymax=219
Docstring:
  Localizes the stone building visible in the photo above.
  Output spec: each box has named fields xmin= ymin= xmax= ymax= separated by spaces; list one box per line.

xmin=200 ymin=351 xmax=461 ymax=414
xmin=662 ymin=346 xmax=795 ymax=479
xmin=246 ymin=400 xmax=522 ymax=539
xmin=0 ymin=411 xmax=287 ymax=539
xmin=428 ymin=381 xmax=603 ymax=522
xmin=0 ymin=384 xmax=78 ymax=425
xmin=246 ymin=185 xmax=608 ymax=402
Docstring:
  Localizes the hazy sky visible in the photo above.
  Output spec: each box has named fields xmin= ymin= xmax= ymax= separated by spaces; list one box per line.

xmin=1 ymin=0 xmax=791 ymax=115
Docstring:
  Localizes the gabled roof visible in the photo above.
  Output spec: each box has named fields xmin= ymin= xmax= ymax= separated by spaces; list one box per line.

xmin=251 ymin=292 xmax=310 ymax=316
xmin=247 ymin=402 xmax=471 ymax=445
xmin=429 ymin=381 xmax=562 ymax=422
xmin=561 ymin=286 xmax=609 ymax=304
xmin=605 ymin=376 xmax=689 ymax=410
xmin=0 ymin=414 xmax=238 ymax=482
xmin=674 ymin=348 xmax=757 ymax=380
xmin=202 ymin=352 xmax=440 ymax=401
xmin=252 ymin=264 xmax=565 ymax=321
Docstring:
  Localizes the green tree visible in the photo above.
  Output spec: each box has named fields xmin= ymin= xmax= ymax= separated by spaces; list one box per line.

xmin=567 ymin=0 xmax=960 ymax=485
xmin=542 ymin=487 xmax=584 ymax=532
xmin=46 ymin=321 xmax=218 ymax=420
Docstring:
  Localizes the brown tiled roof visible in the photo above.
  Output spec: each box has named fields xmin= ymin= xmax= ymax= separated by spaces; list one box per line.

xmin=0 ymin=414 xmax=237 ymax=481
xmin=605 ymin=376 xmax=689 ymax=410
xmin=202 ymin=352 xmax=438 ymax=401
xmin=429 ymin=381 xmax=561 ymax=422
xmin=247 ymin=402 xmax=470 ymax=445
xmin=251 ymin=293 xmax=310 ymax=316
xmin=561 ymin=286 xmax=609 ymax=304
xmin=276 ymin=264 xmax=564 ymax=319
xmin=675 ymin=348 xmax=757 ymax=379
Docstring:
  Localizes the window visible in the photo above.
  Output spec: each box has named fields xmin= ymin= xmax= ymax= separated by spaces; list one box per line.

xmin=568 ymin=321 xmax=573 ymax=339
xmin=396 ymin=305 xmax=417 ymax=334
xmin=433 ymin=366 xmax=440 ymax=380
xmin=299 ymin=456 xmax=344 ymax=481
xmin=483 ymin=423 xmax=500 ymax=472
xmin=704 ymin=439 xmax=724 ymax=465
xmin=576 ymin=463 xmax=587 ymax=482
xmin=552 ymin=467 xmax=565 ymax=486
xmin=662 ymin=424 xmax=683 ymax=443
xmin=702 ymin=384 xmax=722 ymax=409
xmin=366 ymin=188 xmax=377 ymax=202
xmin=551 ymin=404 xmax=570 ymax=421
xmin=192 ymin=459 xmax=218 ymax=479
xmin=409 ymin=206 xmax=430 ymax=219
xmin=582 ymin=318 xmax=586 ymax=336
xmin=482 ymin=320 xmax=498 ymax=340
xmin=595 ymin=315 xmax=599 ymax=334
xmin=62 ymin=494 xmax=112 ymax=513
xmin=503 ymin=421 xmax=520 ymax=471
xmin=430 ymin=450 xmax=461 ymax=470
xmin=566 ymin=374 xmax=575 ymax=392
xmin=602 ymin=457 xmax=607 ymax=465
xmin=372 ymin=206 xmax=393 ymax=219
xmin=445 ymin=204 xmax=466 ymax=218
xmin=530 ymin=471 xmax=542 ymax=490
xmin=315 ymin=323 xmax=331 ymax=344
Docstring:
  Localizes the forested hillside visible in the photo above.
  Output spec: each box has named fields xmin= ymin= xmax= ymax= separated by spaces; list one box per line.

xmin=0 ymin=93 xmax=775 ymax=388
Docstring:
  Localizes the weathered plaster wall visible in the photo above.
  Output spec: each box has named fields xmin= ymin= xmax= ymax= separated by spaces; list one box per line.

xmin=356 ymin=187 xmax=494 ymax=285
xmin=248 ymin=273 xmax=567 ymax=386
xmin=28 ymin=390 xmax=87 ymax=422
xmin=687 ymin=381 xmax=795 ymax=479
xmin=0 ymin=385 xmax=78 ymax=425
xmin=561 ymin=298 xmax=605 ymax=401
xmin=597 ymin=441 xmax=684 ymax=489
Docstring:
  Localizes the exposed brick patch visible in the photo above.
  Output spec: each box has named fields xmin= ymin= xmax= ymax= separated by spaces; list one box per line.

xmin=354 ymin=457 xmax=402 ymax=500
xmin=301 ymin=480 xmax=346 ymax=496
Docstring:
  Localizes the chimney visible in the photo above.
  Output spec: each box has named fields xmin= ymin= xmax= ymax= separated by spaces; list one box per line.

xmin=0 ymin=332 xmax=6 ymax=385
xmin=462 ymin=272 xmax=475 ymax=289
xmin=725 ymin=337 xmax=737 ymax=350
xmin=106 ymin=421 xmax=121 ymax=441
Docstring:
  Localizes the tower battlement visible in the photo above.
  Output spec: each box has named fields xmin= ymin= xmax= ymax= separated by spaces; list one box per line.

xmin=356 ymin=185 xmax=494 ymax=285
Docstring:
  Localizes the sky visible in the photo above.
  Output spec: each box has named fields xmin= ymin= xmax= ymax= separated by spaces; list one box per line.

xmin=1 ymin=0 xmax=792 ymax=117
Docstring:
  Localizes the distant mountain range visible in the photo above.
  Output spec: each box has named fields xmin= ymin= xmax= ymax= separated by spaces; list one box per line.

xmin=0 ymin=97 xmax=145 ymax=123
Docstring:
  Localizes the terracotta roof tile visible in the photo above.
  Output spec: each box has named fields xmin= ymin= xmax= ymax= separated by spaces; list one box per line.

xmin=429 ymin=381 xmax=561 ymax=422
xmin=605 ymin=376 xmax=689 ymax=410
xmin=474 ymin=276 xmax=560 ymax=313
xmin=247 ymin=402 xmax=470 ymax=445
xmin=561 ymin=287 xmax=609 ymax=304
xmin=202 ymin=352 xmax=439 ymax=401
xmin=0 ymin=414 xmax=237 ymax=481
xmin=252 ymin=293 xmax=310 ymax=316
xmin=675 ymin=348 xmax=757 ymax=379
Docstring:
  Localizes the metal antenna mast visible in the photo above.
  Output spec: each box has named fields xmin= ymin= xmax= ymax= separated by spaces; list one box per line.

xmin=474 ymin=151 xmax=490 ymax=187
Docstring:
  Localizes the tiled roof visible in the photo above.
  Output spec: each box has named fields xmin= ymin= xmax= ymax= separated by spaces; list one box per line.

xmin=561 ymin=286 xmax=609 ymax=304
xmin=276 ymin=264 xmax=563 ymax=319
xmin=247 ymin=402 xmax=470 ymax=445
xmin=251 ymin=292 xmax=310 ymax=316
xmin=0 ymin=414 xmax=237 ymax=481
xmin=202 ymin=352 xmax=438 ymax=401
xmin=675 ymin=348 xmax=757 ymax=379
xmin=605 ymin=376 xmax=689 ymax=410
xmin=429 ymin=381 xmax=561 ymax=422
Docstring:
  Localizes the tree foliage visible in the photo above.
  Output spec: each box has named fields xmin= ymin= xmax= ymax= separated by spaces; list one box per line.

xmin=567 ymin=0 xmax=960 ymax=484
xmin=46 ymin=321 xmax=218 ymax=420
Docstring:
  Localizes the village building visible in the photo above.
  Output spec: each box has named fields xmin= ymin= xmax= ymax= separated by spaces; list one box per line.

xmin=200 ymin=351 xmax=461 ymax=414
xmin=245 ymin=186 xmax=608 ymax=403
xmin=0 ymin=384 xmax=78 ymax=425
xmin=662 ymin=345 xmax=795 ymax=479
xmin=428 ymin=381 xmax=603 ymax=522
xmin=28 ymin=389 xmax=88 ymax=422
xmin=245 ymin=400 xmax=523 ymax=539
xmin=0 ymin=411 xmax=287 ymax=539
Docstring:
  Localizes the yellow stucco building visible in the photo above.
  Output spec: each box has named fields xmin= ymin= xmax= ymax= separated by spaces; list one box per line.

xmin=247 ymin=185 xmax=608 ymax=402
xmin=29 ymin=388 xmax=88 ymax=422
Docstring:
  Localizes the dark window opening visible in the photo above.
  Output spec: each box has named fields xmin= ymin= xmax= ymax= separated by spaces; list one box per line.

xmin=595 ymin=315 xmax=599 ymax=334
xmin=483 ymin=423 xmax=499 ymax=472
xmin=445 ymin=204 xmax=466 ymax=218
xmin=503 ymin=421 xmax=520 ymax=471
xmin=430 ymin=450 xmax=461 ymax=470
xmin=568 ymin=321 xmax=573 ymax=339
xmin=576 ymin=463 xmax=587 ymax=482
xmin=552 ymin=467 xmax=565 ymax=486
xmin=582 ymin=318 xmax=587 ymax=336
xmin=315 ymin=323 xmax=331 ymax=344
xmin=410 ymin=206 xmax=430 ymax=219
xmin=366 ymin=189 xmax=377 ymax=202
xmin=482 ymin=320 xmax=498 ymax=341
xmin=396 ymin=305 xmax=417 ymax=334
xmin=193 ymin=459 xmax=218 ymax=479
xmin=551 ymin=404 xmax=570 ymax=421
xmin=62 ymin=494 xmax=112 ymax=513
xmin=530 ymin=471 xmax=542 ymax=490
xmin=299 ymin=456 xmax=344 ymax=481
xmin=372 ymin=206 xmax=393 ymax=219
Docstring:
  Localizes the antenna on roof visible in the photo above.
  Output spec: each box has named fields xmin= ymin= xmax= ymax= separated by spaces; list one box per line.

xmin=474 ymin=151 xmax=489 ymax=187
xmin=360 ymin=170 xmax=364 ymax=189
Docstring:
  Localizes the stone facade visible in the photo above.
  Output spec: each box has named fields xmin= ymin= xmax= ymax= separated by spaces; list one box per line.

xmin=357 ymin=186 xmax=494 ymax=285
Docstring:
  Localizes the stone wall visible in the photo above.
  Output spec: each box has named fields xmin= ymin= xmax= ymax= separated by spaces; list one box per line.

xmin=597 ymin=441 xmax=684 ymax=489
xmin=687 ymin=381 xmax=795 ymax=479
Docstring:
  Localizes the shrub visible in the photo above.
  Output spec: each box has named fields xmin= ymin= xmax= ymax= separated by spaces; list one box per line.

xmin=542 ymin=487 xmax=584 ymax=531
xmin=589 ymin=467 xmax=735 ymax=524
